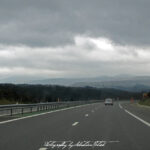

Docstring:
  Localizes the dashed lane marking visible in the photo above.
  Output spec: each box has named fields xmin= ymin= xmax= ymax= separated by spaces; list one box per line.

xmin=72 ymin=122 xmax=79 ymax=126
xmin=85 ymin=114 xmax=89 ymax=117
xmin=39 ymin=148 xmax=47 ymax=150
xmin=119 ymin=103 xmax=123 ymax=109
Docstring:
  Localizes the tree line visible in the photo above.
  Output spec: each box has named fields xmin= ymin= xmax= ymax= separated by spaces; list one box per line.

xmin=0 ymin=84 xmax=141 ymax=104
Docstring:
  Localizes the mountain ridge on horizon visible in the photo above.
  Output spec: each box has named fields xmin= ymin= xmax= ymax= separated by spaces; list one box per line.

xmin=0 ymin=75 xmax=150 ymax=92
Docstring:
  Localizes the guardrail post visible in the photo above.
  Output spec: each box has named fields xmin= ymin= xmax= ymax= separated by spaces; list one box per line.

xmin=21 ymin=108 xmax=24 ymax=115
xmin=10 ymin=108 xmax=13 ymax=116
xmin=37 ymin=106 xmax=39 ymax=112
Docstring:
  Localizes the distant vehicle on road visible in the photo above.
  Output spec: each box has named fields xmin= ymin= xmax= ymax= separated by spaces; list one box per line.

xmin=104 ymin=98 xmax=113 ymax=106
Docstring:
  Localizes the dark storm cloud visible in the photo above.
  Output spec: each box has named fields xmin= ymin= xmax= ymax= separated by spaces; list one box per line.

xmin=0 ymin=0 xmax=150 ymax=47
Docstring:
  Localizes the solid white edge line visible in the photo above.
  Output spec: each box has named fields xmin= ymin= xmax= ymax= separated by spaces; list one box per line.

xmin=72 ymin=122 xmax=79 ymax=126
xmin=124 ymin=109 xmax=150 ymax=127
xmin=0 ymin=103 xmax=96 ymax=125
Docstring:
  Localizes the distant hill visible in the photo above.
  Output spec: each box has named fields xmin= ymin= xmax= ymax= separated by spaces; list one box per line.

xmin=1 ymin=75 xmax=150 ymax=92
xmin=73 ymin=82 xmax=150 ymax=92
xmin=30 ymin=76 xmax=150 ymax=92
xmin=28 ymin=75 xmax=139 ymax=85
xmin=72 ymin=79 xmax=150 ymax=92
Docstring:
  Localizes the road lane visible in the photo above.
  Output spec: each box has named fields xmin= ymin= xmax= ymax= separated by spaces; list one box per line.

xmin=0 ymin=102 xmax=149 ymax=150
xmin=0 ymin=103 xmax=99 ymax=150
xmin=66 ymin=102 xmax=150 ymax=150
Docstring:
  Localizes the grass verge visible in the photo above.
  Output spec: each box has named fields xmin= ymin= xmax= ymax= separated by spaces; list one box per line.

xmin=139 ymin=99 xmax=150 ymax=107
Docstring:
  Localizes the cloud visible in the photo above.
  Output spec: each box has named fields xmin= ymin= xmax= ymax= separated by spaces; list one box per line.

xmin=0 ymin=0 xmax=150 ymax=79
xmin=0 ymin=0 xmax=150 ymax=47
xmin=0 ymin=35 xmax=150 ymax=79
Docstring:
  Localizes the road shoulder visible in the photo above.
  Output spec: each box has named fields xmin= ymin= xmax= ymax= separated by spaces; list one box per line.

xmin=121 ymin=102 xmax=150 ymax=124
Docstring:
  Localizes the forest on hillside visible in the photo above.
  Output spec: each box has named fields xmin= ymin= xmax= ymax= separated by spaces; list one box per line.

xmin=0 ymin=84 xmax=142 ymax=104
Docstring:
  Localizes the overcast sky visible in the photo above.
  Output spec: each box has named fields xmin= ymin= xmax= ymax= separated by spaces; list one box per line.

xmin=0 ymin=0 xmax=150 ymax=80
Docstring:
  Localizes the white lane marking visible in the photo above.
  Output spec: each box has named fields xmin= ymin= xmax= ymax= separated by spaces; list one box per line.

xmin=91 ymin=110 xmax=94 ymax=113
xmin=119 ymin=103 xmax=123 ymax=109
xmin=124 ymin=109 xmax=150 ymax=127
xmin=85 ymin=114 xmax=89 ymax=117
xmin=0 ymin=103 xmax=98 ymax=125
xmin=72 ymin=122 xmax=79 ymax=126
xmin=39 ymin=148 xmax=47 ymax=150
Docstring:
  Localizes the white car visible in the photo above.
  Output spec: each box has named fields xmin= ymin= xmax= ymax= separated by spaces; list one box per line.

xmin=104 ymin=98 xmax=113 ymax=106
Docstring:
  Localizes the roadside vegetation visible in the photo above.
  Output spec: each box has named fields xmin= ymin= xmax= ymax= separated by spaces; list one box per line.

xmin=139 ymin=92 xmax=150 ymax=106
xmin=0 ymin=99 xmax=17 ymax=105
xmin=0 ymin=84 xmax=141 ymax=105
xmin=139 ymin=99 xmax=150 ymax=106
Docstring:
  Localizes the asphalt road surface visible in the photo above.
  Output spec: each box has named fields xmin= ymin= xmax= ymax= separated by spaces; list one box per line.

xmin=0 ymin=101 xmax=150 ymax=150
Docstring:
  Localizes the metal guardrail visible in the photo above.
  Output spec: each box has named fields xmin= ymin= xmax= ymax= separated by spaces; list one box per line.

xmin=0 ymin=100 xmax=101 ymax=116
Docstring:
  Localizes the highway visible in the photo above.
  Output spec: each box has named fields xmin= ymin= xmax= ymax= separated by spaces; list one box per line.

xmin=0 ymin=101 xmax=150 ymax=150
